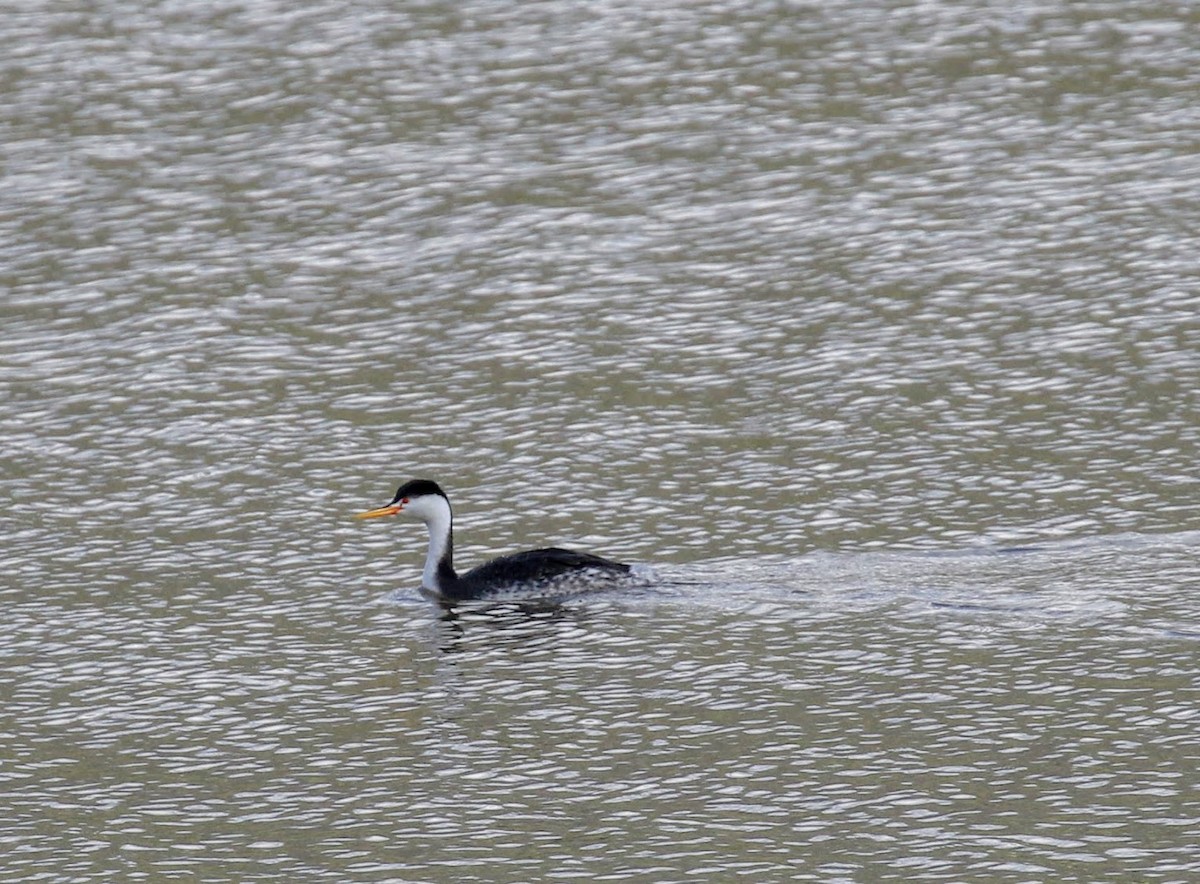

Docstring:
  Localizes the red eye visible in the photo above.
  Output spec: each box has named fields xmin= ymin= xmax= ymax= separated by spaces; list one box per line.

xmin=402 ymin=498 xmax=409 ymax=504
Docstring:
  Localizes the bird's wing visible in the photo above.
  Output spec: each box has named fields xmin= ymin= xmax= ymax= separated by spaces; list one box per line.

xmin=460 ymin=547 xmax=630 ymax=588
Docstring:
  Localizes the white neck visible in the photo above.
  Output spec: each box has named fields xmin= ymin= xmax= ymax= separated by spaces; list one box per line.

xmin=417 ymin=496 xmax=454 ymax=593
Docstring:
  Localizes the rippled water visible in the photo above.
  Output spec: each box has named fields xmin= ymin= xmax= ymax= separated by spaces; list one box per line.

xmin=3 ymin=0 xmax=1199 ymax=880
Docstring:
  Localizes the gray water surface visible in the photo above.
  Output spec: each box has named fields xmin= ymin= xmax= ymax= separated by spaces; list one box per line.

xmin=4 ymin=0 xmax=1200 ymax=880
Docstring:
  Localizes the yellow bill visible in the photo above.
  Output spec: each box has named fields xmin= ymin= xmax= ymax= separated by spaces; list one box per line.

xmin=354 ymin=504 xmax=402 ymax=519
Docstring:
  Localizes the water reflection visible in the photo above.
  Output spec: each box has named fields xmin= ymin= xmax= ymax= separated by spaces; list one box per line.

xmin=430 ymin=598 xmax=587 ymax=653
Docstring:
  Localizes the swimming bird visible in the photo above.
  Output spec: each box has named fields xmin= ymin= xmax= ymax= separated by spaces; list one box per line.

xmin=355 ymin=479 xmax=632 ymax=602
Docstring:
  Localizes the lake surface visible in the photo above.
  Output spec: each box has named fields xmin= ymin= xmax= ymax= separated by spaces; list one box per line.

xmin=3 ymin=0 xmax=1199 ymax=880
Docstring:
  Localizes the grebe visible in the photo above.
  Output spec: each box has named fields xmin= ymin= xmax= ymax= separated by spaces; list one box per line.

xmin=355 ymin=479 xmax=632 ymax=602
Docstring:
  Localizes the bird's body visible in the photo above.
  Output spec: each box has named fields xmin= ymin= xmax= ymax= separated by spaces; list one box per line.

xmin=355 ymin=479 xmax=632 ymax=602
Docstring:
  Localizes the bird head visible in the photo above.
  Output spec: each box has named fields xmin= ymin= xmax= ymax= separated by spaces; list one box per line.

xmin=355 ymin=479 xmax=449 ymax=524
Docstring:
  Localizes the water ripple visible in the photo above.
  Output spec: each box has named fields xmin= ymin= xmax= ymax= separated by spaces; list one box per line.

xmin=5 ymin=0 xmax=1200 ymax=879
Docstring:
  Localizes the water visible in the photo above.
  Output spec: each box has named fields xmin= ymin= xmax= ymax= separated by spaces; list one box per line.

xmin=3 ymin=0 xmax=1199 ymax=880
